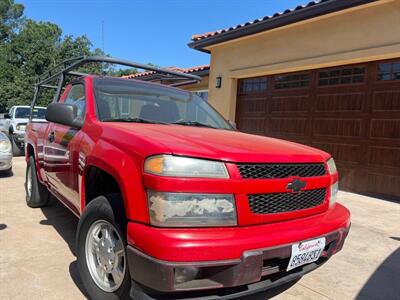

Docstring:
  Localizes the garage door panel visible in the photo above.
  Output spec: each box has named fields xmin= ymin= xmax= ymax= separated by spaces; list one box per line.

xmin=236 ymin=96 xmax=266 ymax=114
xmin=237 ymin=59 xmax=400 ymax=200
xmin=315 ymin=92 xmax=365 ymax=112
xmin=369 ymin=119 xmax=400 ymax=140
xmin=313 ymin=118 xmax=363 ymax=138
xmin=237 ymin=117 xmax=265 ymax=135
xmin=270 ymin=95 xmax=309 ymax=113
xmin=367 ymin=146 xmax=400 ymax=169
xmin=268 ymin=117 xmax=309 ymax=136
xmin=366 ymin=172 xmax=400 ymax=198
xmin=372 ymin=90 xmax=400 ymax=112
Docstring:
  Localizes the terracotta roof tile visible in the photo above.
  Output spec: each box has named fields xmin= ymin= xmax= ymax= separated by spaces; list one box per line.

xmin=189 ymin=0 xmax=374 ymax=49
xmin=191 ymin=0 xmax=328 ymax=42
xmin=122 ymin=64 xmax=209 ymax=79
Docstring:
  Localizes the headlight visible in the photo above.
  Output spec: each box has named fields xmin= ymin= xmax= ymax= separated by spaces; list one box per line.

xmin=147 ymin=191 xmax=237 ymax=227
xmin=327 ymin=158 xmax=337 ymax=174
xmin=0 ymin=138 xmax=11 ymax=153
xmin=16 ymin=124 xmax=26 ymax=131
xmin=330 ymin=181 xmax=338 ymax=207
xmin=144 ymin=155 xmax=229 ymax=178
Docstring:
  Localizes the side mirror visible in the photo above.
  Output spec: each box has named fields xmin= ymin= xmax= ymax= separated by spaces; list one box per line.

xmin=229 ymin=120 xmax=237 ymax=130
xmin=4 ymin=113 xmax=10 ymax=119
xmin=45 ymin=103 xmax=83 ymax=129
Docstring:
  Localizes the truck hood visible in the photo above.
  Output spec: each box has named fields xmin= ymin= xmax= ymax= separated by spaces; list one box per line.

xmin=12 ymin=118 xmax=29 ymax=124
xmin=105 ymin=123 xmax=330 ymax=163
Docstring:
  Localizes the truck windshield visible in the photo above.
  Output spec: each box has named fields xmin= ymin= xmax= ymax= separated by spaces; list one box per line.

xmin=32 ymin=107 xmax=46 ymax=119
xmin=14 ymin=107 xmax=31 ymax=119
xmin=93 ymin=78 xmax=233 ymax=130
xmin=15 ymin=107 xmax=46 ymax=119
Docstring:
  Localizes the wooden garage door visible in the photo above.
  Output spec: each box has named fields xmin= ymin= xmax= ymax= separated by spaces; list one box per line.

xmin=236 ymin=58 xmax=400 ymax=201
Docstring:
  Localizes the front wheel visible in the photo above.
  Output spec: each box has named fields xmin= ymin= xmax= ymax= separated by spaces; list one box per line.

xmin=76 ymin=196 xmax=131 ymax=300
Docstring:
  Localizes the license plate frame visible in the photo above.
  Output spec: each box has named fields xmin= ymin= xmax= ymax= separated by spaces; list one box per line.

xmin=287 ymin=237 xmax=325 ymax=271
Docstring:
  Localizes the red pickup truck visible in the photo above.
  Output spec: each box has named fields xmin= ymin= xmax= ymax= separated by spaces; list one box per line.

xmin=25 ymin=57 xmax=350 ymax=300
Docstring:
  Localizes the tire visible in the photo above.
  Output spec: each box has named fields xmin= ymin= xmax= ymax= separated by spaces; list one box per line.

xmin=0 ymin=167 xmax=12 ymax=177
xmin=10 ymin=135 xmax=23 ymax=156
xmin=25 ymin=156 xmax=49 ymax=208
xmin=76 ymin=195 xmax=131 ymax=300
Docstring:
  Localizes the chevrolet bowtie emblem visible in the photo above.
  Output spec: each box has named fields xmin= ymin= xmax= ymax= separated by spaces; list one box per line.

xmin=287 ymin=179 xmax=306 ymax=192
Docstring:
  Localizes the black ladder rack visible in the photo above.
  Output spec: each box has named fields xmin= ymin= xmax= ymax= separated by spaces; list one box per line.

xmin=33 ymin=56 xmax=201 ymax=106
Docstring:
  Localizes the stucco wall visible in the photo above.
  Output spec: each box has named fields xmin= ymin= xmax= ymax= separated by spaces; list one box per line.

xmin=206 ymin=0 xmax=400 ymax=120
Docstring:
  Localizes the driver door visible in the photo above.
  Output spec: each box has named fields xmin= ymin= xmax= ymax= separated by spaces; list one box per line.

xmin=43 ymin=83 xmax=86 ymax=214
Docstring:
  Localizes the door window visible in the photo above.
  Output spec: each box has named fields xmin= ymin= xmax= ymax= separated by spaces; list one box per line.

xmin=318 ymin=67 xmax=365 ymax=86
xmin=377 ymin=61 xmax=400 ymax=81
xmin=64 ymin=84 xmax=86 ymax=120
xmin=274 ymin=73 xmax=310 ymax=89
xmin=238 ymin=77 xmax=267 ymax=94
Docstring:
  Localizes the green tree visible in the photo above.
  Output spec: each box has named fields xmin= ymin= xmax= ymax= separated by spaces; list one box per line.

xmin=108 ymin=67 xmax=137 ymax=77
xmin=0 ymin=0 xmax=24 ymax=111
xmin=57 ymin=35 xmax=107 ymax=76
xmin=0 ymin=1 xmax=108 ymax=110
xmin=0 ymin=0 xmax=143 ymax=112
xmin=0 ymin=0 xmax=24 ymax=42
xmin=1 ymin=20 xmax=62 ymax=108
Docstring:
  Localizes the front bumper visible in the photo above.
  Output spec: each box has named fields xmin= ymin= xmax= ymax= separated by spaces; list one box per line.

xmin=10 ymin=132 xmax=25 ymax=148
xmin=130 ymin=260 xmax=325 ymax=299
xmin=0 ymin=153 xmax=12 ymax=171
xmin=127 ymin=204 xmax=350 ymax=294
xmin=128 ymin=228 xmax=348 ymax=295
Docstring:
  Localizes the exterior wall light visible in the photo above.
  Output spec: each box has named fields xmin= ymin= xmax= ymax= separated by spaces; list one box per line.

xmin=216 ymin=76 xmax=222 ymax=88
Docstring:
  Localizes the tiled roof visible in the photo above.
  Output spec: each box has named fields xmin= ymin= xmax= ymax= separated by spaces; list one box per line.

xmin=122 ymin=64 xmax=209 ymax=79
xmin=189 ymin=0 xmax=375 ymax=50
xmin=191 ymin=0 xmax=329 ymax=42
xmin=183 ymin=65 xmax=210 ymax=74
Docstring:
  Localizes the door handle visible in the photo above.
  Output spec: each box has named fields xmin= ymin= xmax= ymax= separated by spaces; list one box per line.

xmin=47 ymin=131 xmax=55 ymax=143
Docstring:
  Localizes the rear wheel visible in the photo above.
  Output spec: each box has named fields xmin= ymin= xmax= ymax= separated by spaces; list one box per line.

xmin=76 ymin=196 xmax=131 ymax=300
xmin=25 ymin=156 xmax=49 ymax=207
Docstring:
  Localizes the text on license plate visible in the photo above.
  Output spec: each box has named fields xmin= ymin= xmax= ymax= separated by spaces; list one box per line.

xmin=287 ymin=237 xmax=325 ymax=271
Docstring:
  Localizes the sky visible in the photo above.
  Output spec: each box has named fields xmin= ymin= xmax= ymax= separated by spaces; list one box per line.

xmin=19 ymin=0 xmax=304 ymax=68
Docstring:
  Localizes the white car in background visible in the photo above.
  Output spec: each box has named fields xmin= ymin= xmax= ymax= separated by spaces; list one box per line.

xmin=0 ymin=113 xmax=8 ymax=133
xmin=0 ymin=132 xmax=12 ymax=175
xmin=2 ymin=106 xmax=46 ymax=156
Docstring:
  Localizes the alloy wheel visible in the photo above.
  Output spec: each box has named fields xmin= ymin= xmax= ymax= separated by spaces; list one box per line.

xmin=85 ymin=220 xmax=126 ymax=292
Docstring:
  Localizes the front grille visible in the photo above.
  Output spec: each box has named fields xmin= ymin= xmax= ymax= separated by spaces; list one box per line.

xmin=237 ymin=163 xmax=326 ymax=179
xmin=248 ymin=188 xmax=326 ymax=214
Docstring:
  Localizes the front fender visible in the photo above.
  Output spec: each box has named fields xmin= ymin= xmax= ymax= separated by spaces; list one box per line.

xmin=82 ymin=139 xmax=148 ymax=223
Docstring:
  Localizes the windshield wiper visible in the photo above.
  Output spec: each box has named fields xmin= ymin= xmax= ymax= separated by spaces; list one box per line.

xmin=172 ymin=120 xmax=216 ymax=129
xmin=103 ymin=117 xmax=216 ymax=128
xmin=102 ymin=117 xmax=167 ymax=124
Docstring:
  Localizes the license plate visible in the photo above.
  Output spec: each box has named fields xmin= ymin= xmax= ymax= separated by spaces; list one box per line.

xmin=287 ymin=237 xmax=325 ymax=271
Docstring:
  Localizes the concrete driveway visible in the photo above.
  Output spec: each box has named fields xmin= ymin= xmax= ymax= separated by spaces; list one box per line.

xmin=0 ymin=157 xmax=399 ymax=300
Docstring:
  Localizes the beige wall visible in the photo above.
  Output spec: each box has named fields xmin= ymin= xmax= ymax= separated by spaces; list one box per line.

xmin=180 ymin=75 xmax=209 ymax=92
xmin=206 ymin=0 xmax=400 ymax=121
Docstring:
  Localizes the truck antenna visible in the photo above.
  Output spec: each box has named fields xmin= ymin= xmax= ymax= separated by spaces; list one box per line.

xmin=101 ymin=21 xmax=105 ymax=53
